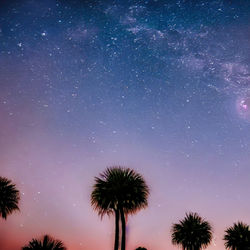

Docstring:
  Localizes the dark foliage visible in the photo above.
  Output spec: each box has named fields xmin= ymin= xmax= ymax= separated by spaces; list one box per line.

xmin=224 ymin=222 xmax=250 ymax=250
xmin=171 ymin=212 xmax=212 ymax=250
xmin=22 ymin=234 xmax=66 ymax=250
xmin=0 ymin=176 xmax=20 ymax=219
xmin=91 ymin=166 xmax=149 ymax=250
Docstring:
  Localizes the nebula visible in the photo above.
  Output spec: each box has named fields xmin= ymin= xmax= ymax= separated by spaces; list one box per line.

xmin=236 ymin=96 xmax=250 ymax=121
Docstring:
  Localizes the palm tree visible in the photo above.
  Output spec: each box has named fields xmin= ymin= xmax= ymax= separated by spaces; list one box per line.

xmin=224 ymin=222 xmax=250 ymax=249
xmin=22 ymin=234 xmax=66 ymax=250
xmin=171 ymin=212 xmax=212 ymax=250
xmin=0 ymin=176 xmax=20 ymax=219
xmin=135 ymin=247 xmax=147 ymax=250
xmin=91 ymin=166 xmax=149 ymax=250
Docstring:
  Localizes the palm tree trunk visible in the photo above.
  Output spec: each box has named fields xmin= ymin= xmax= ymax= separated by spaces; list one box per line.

xmin=114 ymin=209 xmax=120 ymax=250
xmin=120 ymin=208 xmax=126 ymax=250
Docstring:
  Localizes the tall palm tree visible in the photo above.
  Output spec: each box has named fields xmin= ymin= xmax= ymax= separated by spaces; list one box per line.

xmin=91 ymin=166 xmax=149 ymax=250
xmin=22 ymin=234 xmax=66 ymax=250
xmin=0 ymin=176 xmax=20 ymax=219
xmin=224 ymin=222 xmax=250 ymax=250
xmin=171 ymin=212 xmax=212 ymax=250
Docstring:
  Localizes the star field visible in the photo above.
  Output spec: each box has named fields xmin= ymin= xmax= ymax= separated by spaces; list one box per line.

xmin=0 ymin=0 xmax=250 ymax=249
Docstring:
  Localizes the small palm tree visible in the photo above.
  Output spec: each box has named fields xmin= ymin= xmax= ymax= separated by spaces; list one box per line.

xmin=171 ymin=212 xmax=212 ymax=250
xmin=0 ymin=176 xmax=20 ymax=219
xmin=91 ymin=166 xmax=149 ymax=250
xmin=22 ymin=234 xmax=66 ymax=250
xmin=224 ymin=222 xmax=250 ymax=249
xmin=135 ymin=247 xmax=147 ymax=250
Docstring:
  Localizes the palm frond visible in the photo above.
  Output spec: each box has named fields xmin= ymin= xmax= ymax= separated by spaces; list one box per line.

xmin=22 ymin=234 xmax=66 ymax=250
xmin=224 ymin=222 xmax=250 ymax=249
xmin=171 ymin=212 xmax=212 ymax=249
xmin=91 ymin=166 xmax=150 ymax=217
xmin=0 ymin=176 xmax=20 ymax=219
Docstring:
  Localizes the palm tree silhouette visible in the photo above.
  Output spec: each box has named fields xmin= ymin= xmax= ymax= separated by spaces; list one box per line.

xmin=171 ymin=212 xmax=212 ymax=250
xmin=0 ymin=176 xmax=20 ymax=219
xmin=22 ymin=234 xmax=66 ymax=250
xmin=224 ymin=222 xmax=250 ymax=249
xmin=135 ymin=247 xmax=147 ymax=250
xmin=91 ymin=166 xmax=149 ymax=250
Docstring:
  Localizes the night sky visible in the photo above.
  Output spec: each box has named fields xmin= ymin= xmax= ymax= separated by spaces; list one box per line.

xmin=1 ymin=0 xmax=250 ymax=249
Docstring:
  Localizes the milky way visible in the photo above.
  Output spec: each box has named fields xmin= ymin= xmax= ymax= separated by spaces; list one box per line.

xmin=0 ymin=1 xmax=250 ymax=250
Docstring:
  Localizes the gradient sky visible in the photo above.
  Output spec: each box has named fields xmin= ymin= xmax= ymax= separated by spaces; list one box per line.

xmin=0 ymin=0 xmax=250 ymax=249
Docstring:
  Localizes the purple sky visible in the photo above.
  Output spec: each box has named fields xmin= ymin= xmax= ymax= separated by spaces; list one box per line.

xmin=0 ymin=0 xmax=250 ymax=249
